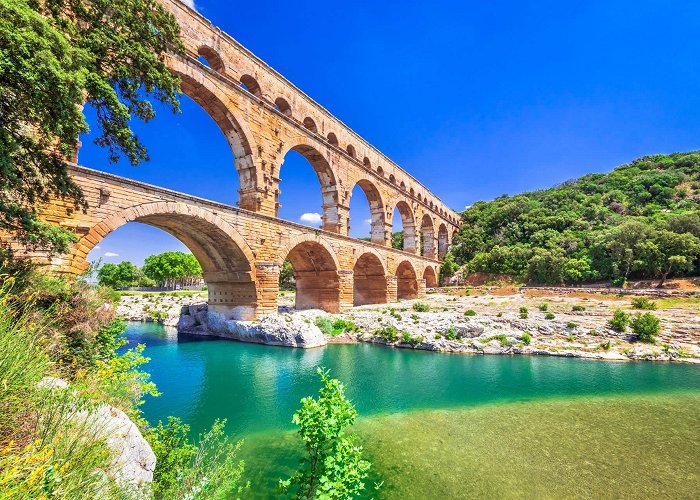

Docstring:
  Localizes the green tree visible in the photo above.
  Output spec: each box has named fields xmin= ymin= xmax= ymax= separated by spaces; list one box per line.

xmin=650 ymin=230 xmax=700 ymax=287
xmin=280 ymin=367 xmax=371 ymax=499
xmin=0 ymin=0 xmax=182 ymax=254
xmin=279 ymin=259 xmax=295 ymax=290
xmin=96 ymin=261 xmax=138 ymax=289
xmin=143 ymin=251 xmax=202 ymax=288
xmin=439 ymin=252 xmax=459 ymax=284
xmin=391 ymin=230 xmax=404 ymax=250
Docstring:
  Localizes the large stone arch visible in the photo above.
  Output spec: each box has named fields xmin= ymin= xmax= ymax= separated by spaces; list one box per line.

xmin=277 ymin=141 xmax=341 ymax=233
xmin=70 ymin=202 xmax=258 ymax=319
xmin=353 ymin=250 xmax=388 ymax=306
xmin=168 ymin=56 xmax=260 ymax=212
xmin=396 ymin=260 xmax=418 ymax=299
xmin=350 ymin=179 xmax=386 ymax=244
xmin=392 ymin=200 xmax=417 ymax=253
xmin=278 ymin=235 xmax=341 ymax=312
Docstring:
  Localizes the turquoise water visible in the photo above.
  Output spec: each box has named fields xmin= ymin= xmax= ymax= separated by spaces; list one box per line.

xmin=124 ymin=322 xmax=700 ymax=497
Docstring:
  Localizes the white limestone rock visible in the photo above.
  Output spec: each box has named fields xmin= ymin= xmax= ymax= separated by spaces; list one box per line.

xmin=178 ymin=308 xmax=326 ymax=348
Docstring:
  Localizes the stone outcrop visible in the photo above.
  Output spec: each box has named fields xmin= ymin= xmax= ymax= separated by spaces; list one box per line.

xmin=178 ymin=304 xmax=326 ymax=348
xmin=37 ymin=377 xmax=156 ymax=489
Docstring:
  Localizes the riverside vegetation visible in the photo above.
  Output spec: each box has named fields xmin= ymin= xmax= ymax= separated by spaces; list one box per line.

xmin=0 ymin=258 xmax=373 ymax=497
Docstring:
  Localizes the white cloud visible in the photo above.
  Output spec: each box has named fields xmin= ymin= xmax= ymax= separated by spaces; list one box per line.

xmin=364 ymin=219 xmax=372 ymax=225
xmin=300 ymin=212 xmax=322 ymax=225
xmin=104 ymin=252 xmax=119 ymax=258
xmin=181 ymin=0 xmax=196 ymax=10
xmin=94 ymin=245 xmax=100 ymax=250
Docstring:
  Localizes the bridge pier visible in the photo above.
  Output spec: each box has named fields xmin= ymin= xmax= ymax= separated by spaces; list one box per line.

xmin=385 ymin=276 xmax=398 ymax=303
xmin=255 ymin=262 xmax=281 ymax=316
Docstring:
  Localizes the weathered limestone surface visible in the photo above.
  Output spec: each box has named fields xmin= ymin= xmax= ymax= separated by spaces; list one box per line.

xmin=178 ymin=304 xmax=326 ymax=348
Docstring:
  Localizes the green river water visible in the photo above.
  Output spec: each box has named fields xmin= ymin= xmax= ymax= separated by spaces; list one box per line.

xmin=124 ymin=322 xmax=700 ymax=498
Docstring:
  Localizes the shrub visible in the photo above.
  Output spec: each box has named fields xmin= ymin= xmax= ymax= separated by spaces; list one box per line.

xmin=566 ymin=322 xmax=578 ymax=329
xmin=374 ymin=326 xmax=399 ymax=343
xmin=487 ymin=334 xmax=512 ymax=347
xmin=401 ymin=332 xmax=423 ymax=346
xmin=150 ymin=417 xmax=247 ymax=498
xmin=279 ymin=368 xmax=371 ymax=498
xmin=631 ymin=312 xmax=661 ymax=343
xmin=538 ymin=303 xmax=548 ymax=312
xmin=496 ymin=312 xmax=503 ymax=317
xmin=519 ymin=306 xmax=528 ymax=319
xmin=607 ymin=309 xmax=630 ymax=332
xmin=572 ymin=305 xmax=586 ymax=312
xmin=631 ymin=297 xmax=657 ymax=310
xmin=464 ymin=309 xmax=476 ymax=316
xmin=412 ymin=302 xmax=430 ymax=312
xmin=544 ymin=312 xmax=555 ymax=320
xmin=600 ymin=340 xmax=611 ymax=351
xmin=332 ymin=319 xmax=359 ymax=335
xmin=521 ymin=331 xmax=532 ymax=345
xmin=315 ymin=317 xmax=334 ymax=336
xmin=444 ymin=327 xmax=457 ymax=341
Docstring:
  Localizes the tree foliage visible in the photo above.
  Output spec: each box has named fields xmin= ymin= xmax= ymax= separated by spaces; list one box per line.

xmin=142 ymin=251 xmax=202 ymax=288
xmin=0 ymin=0 xmax=182 ymax=253
xmin=280 ymin=367 xmax=371 ymax=499
xmin=450 ymin=153 xmax=700 ymax=285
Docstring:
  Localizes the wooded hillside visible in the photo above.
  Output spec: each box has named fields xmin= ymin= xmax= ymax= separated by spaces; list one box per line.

xmin=450 ymin=152 xmax=700 ymax=285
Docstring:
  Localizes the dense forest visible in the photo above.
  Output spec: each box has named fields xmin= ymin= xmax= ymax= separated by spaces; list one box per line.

xmin=449 ymin=152 xmax=700 ymax=286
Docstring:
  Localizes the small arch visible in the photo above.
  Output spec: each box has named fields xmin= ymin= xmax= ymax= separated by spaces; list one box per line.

xmin=279 ymin=143 xmax=340 ymax=232
xmin=274 ymin=97 xmax=292 ymax=117
xmin=377 ymin=166 xmax=384 ymax=176
xmin=400 ymin=181 xmax=406 ymax=191
xmin=197 ymin=46 xmax=225 ymax=73
xmin=346 ymin=144 xmax=356 ymax=158
xmin=417 ymin=194 xmax=422 ymax=202
xmin=409 ymin=187 xmax=415 ymax=197
xmin=429 ymin=201 xmax=434 ymax=209
xmin=363 ymin=157 xmax=371 ymax=169
xmin=421 ymin=213 xmax=435 ymax=258
xmin=303 ymin=117 xmax=318 ymax=133
xmin=389 ymin=174 xmax=396 ymax=184
xmin=327 ymin=132 xmax=339 ymax=146
xmin=239 ymin=74 xmax=262 ymax=98
xmin=281 ymin=238 xmax=340 ymax=312
xmin=423 ymin=266 xmax=438 ymax=288
xmin=353 ymin=252 xmax=387 ymax=306
xmin=393 ymin=201 xmax=417 ymax=253
xmin=396 ymin=261 xmax=418 ymax=299
xmin=352 ymin=179 xmax=386 ymax=244
xmin=438 ymin=223 xmax=449 ymax=258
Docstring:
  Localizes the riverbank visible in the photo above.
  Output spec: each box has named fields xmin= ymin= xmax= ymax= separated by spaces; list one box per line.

xmin=118 ymin=288 xmax=700 ymax=363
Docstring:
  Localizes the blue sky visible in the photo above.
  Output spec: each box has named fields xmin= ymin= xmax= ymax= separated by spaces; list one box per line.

xmin=80 ymin=0 xmax=700 ymax=265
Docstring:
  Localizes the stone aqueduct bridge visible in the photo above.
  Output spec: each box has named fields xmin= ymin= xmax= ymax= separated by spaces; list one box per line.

xmin=35 ymin=0 xmax=461 ymax=320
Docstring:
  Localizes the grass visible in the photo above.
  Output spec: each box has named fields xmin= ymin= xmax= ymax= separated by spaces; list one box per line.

xmin=412 ymin=302 xmax=430 ymax=312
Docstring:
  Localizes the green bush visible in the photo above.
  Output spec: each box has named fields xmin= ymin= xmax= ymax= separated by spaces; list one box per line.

xmin=464 ymin=309 xmax=476 ymax=316
xmin=444 ymin=327 xmax=457 ymax=341
xmin=149 ymin=417 xmax=247 ymax=498
xmin=600 ymin=340 xmax=611 ymax=351
xmin=374 ymin=326 xmax=399 ymax=343
xmin=315 ymin=317 xmax=334 ymax=336
xmin=607 ymin=309 xmax=630 ymax=332
xmin=631 ymin=297 xmax=657 ymax=310
xmin=538 ymin=303 xmax=548 ymax=312
xmin=544 ymin=312 xmax=555 ymax=320
xmin=496 ymin=312 xmax=503 ymax=317
xmin=519 ymin=306 xmax=529 ymax=319
xmin=331 ymin=319 xmax=360 ymax=335
xmin=566 ymin=322 xmax=578 ymax=329
xmin=279 ymin=368 xmax=371 ymax=498
xmin=412 ymin=302 xmax=430 ymax=312
xmin=401 ymin=332 xmax=423 ymax=346
xmin=631 ymin=312 xmax=661 ymax=343
xmin=572 ymin=305 xmax=586 ymax=312
xmin=521 ymin=331 xmax=532 ymax=345
xmin=487 ymin=334 xmax=512 ymax=347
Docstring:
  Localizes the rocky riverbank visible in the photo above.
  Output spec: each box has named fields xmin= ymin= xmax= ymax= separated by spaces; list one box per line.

xmin=118 ymin=289 xmax=700 ymax=363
